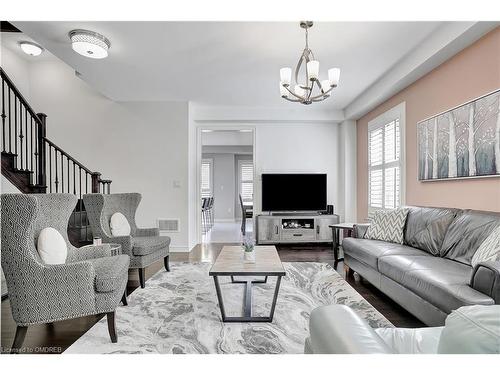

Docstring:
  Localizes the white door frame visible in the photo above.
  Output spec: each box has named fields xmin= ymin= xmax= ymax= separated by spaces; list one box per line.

xmin=196 ymin=125 xmax=257 ymax=244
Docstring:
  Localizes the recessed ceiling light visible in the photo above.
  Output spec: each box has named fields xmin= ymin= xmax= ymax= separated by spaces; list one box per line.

xmin=201 ymin=129 xmax=214 ymax=133
xmin=239 ymin=129 xmax=253 ymax=133
xmin=69 ymin=29 xmax=110 ymax=59
xmin=19 ymin=41 xmax=43 ymax=56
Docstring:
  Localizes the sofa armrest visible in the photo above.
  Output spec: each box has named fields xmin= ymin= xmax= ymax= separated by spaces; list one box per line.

xmin=135 ymin=227 xmax=159 ymax=237
xmin=307 ymin=305 xmax=394 ymax=354
xmin=353 ymin=224 xmax=370 ymax=239
xmin=470 ymin=261 xmax=500 ymax=303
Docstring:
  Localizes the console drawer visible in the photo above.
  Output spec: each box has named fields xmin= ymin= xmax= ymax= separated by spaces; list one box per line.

xmin=281 ymin=229 xmax=316 ymax=242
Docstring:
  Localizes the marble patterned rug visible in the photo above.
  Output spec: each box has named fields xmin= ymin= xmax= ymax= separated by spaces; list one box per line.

xmin=65 ymin=262 xmax=393 ymax=354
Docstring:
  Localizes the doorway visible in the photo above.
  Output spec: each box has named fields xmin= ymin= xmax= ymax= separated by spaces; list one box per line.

xmin=198 ymin=128 xmax=255 ymax=243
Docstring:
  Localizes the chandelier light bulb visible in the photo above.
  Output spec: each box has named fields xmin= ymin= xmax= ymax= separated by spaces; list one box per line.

xmin=321 ymin=80 xmax=331 ymax=92
xmin=280 ymin=67 xmax=292 ymax=86
xmin=294 ymin=85 xmax=305 ymax=97
xmin=306 ymin=60 xmax=319 ymax=81
xmin=328 ymin=68 xmax=341 ymax=87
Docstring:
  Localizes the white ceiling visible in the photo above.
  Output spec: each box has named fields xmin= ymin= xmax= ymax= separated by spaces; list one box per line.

xmin=12 ymin=21 xmax=445 ymax=109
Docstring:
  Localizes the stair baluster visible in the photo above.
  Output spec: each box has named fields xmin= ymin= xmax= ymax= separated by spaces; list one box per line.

xmin=1 ymin=78 xmax=5 ymax=152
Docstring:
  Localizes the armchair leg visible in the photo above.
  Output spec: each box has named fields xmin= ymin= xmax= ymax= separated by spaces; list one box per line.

xmin=121 ymin=289 xmax=128 ymax=306
xmin=11 ymin=326 xmax=28 ymax=354
xmin=138 ymin=268 xmax=146 ymax=288
xmin=107 ymin=311 xmax=117 ymax=343
xmin=164 ymin=255 xmax=170 ymax=272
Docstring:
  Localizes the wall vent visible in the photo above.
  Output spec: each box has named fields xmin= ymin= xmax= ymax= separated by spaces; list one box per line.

xmin=158 ymin=218 xmax=180 ymax=232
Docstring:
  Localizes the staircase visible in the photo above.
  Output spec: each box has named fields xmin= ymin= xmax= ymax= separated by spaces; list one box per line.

xmin=1 ymin=67 xmax=112 ymax=245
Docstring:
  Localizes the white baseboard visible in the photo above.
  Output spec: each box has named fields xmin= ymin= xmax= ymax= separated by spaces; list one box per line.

xmin=169 ymin=246 xmax=191 ymax=253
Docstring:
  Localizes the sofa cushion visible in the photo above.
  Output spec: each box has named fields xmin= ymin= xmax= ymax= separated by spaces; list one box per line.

xmin=87 ymin=254 xmax=129 ymax=293
xmin=440 ymin=210 xmax=500 ymax=265
xmin=342 ymin=238 xmax=430 ymax=270
xmin=375 ymin=326 xmax=443 ymax=354
xmin=365 ymin=208 xmax=409 ymax=244
xmin=471 ymin=225 xmax=500 ymax=268
xmin=132 ymin=236 xmax=171 ymax=256
xmin=437 ymin=305 xmax=500 ymax=354
xmin=403 ymin=206 xmax=458 ymax=255
xmin=378 ymin=255 xmax=494 ymax=313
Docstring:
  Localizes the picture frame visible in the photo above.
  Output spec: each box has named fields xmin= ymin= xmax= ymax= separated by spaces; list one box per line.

xmin=417 ymin=89 xmax=500 ymax=181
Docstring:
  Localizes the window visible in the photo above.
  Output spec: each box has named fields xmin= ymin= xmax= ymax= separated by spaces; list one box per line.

xmin=201 ymin=158 xmax=213 ymax=198
xmin=238 ymin=160 xmax=253 ymax=203
xmin=368 ymin=102 xmax=405 ymax=212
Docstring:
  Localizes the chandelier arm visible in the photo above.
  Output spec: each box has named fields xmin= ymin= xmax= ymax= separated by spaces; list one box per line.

xmin=282 ymin=97 xmax=302 ymax=103
xmin=307 ymin=79 xmax=320 ymax=101
xmin=283 ymin=85 xmax=306 ymax=101
xmin=311 ymin=97 xmax=328 ymax=103
xmin=308 ymin=87 xmax=334 ymax=101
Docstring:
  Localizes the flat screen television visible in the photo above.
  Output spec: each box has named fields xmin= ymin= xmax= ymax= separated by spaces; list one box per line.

xmin=261 ymin=173 xmax=327 ymax=212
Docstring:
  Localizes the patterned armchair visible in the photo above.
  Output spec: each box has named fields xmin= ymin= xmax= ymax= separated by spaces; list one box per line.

xmin=1 ymin=194 xmax=130 ymax=353
xmin=83 ymin=193 xmax=170 ymax=288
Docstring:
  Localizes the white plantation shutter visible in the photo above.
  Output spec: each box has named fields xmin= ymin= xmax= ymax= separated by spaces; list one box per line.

xmin=368 ymin=112 xmax=404 ymax=211
xmin=201 ymin=159 xmax=213 ymax=198
xmin=239 ymin=160 xmax=253 ymax=202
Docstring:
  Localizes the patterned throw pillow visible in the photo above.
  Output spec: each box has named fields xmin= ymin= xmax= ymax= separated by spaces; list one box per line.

xmin=365 ymin=208 xmax=410 ymax=244
xmin=471 ymin=225 xmax=500 ymax=268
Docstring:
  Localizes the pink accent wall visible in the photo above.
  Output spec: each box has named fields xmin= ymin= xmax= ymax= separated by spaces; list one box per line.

xmin=357 ymin=27 xmax=500 ymax=221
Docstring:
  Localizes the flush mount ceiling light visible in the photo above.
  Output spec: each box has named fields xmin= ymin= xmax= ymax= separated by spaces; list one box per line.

xmin=19 ymin=41 xmax=44 ymax=56
xmin=69 ymin=29 xmax=110 ymax=59
xmin=280 ymin=21 xmax=340 ymax=105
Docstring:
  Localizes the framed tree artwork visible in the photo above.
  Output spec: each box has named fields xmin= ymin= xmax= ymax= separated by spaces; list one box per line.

xmin=417 ymin=89 xmax=500 ymax=181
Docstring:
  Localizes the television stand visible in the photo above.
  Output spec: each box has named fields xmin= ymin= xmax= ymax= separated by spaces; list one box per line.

xmin=270 ymin=211 xmax=321 ymax=216
xmin=256 ymin=213 xmax=339 ymax=245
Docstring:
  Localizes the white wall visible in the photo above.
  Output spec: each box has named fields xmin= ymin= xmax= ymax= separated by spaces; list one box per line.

xmin=254 ymin=124 xmax=341 ymax=217
xmin=2 ymin=45 xmax=190 ymax=251
xmin=339 ymin=120 xmax=357 ymax=222
xmin=1 ymin=45 xmax=31 ymax=100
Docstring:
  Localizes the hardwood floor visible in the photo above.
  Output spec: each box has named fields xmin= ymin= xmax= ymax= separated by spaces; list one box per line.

xmin=1 ymin=243 xmax=424 ymax=354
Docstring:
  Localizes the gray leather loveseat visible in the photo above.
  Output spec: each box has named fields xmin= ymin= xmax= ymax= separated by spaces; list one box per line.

xmin=343 ymin=206 xmax=500 ymax=326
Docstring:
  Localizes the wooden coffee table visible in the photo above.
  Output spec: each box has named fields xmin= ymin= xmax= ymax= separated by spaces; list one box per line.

xmin=209 ymin=245 xmax=286 ymax=323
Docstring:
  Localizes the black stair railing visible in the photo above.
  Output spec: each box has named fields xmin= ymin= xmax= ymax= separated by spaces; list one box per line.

xmin=1 ymin=67 xmax=112 ymax=195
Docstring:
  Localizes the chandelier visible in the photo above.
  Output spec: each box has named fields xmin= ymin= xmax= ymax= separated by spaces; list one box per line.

xmin=280 ymin=21 xmax=340 ymax=105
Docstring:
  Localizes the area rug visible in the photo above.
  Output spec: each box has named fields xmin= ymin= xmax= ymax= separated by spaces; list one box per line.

xmin=65 ymin=262 xmax=393 ymax=354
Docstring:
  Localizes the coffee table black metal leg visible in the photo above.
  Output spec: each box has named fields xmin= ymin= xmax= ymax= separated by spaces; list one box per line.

xmin=269 ymin=275 xmax=282 ymax=321
xmin=213 ymin=276 xmax=227 ymax=321
xmin=213 ymin=275 xmax=282 ymax=323
xmin=244 ymin=281 xmax=252 ymax=318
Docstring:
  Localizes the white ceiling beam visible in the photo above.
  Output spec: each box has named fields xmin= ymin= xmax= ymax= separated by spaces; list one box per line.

xmin=344 ymin=22 xmax=499 ymax=120
xmin=191 ymin=104 xmax=344 ymax=124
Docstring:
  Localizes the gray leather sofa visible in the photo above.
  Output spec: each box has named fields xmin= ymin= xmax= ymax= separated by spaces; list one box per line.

xmin=343 ymin=206 xmax=500 ymax=326
xmin=305 ymin=304 xmax=500 ymax=354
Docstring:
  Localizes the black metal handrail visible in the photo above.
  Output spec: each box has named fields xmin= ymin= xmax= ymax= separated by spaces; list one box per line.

xmin=1 ymin=66 xmax=112 ymax=196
